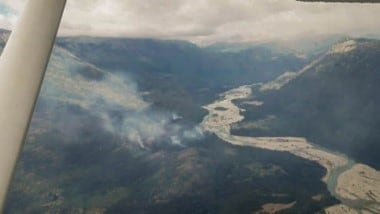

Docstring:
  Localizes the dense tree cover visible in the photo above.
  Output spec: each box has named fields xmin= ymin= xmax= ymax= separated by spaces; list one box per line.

xmin=233 ymin=39 xmax=380 ymax=169
xmin=0 ymin=32 xmax=339 ymax=213
xmin=56 ymin=37 xmax=306 ymax=119
xmin=6 ymin=128 xmax=337 ymax=213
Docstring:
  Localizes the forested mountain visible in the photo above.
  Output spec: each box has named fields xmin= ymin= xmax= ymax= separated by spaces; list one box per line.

xmin=0 ymin=30 xmax=340 ymax=213
xmin=233 ymin=39 xmax=380 ymax=169
xmin=56 ymin=36 xmax=307 ymax=112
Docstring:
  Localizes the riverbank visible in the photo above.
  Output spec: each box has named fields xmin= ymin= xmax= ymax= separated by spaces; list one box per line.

xmin=201 ymin=84 xmax=380 ymax=213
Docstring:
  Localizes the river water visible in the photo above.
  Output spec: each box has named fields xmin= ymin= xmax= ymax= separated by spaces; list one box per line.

xmin=201 ymin=84 xmax=380 ymax=213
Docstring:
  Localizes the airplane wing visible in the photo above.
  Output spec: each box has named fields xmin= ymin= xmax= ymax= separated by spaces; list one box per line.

xmin=0 ymin=0 xmax=66 ymax=210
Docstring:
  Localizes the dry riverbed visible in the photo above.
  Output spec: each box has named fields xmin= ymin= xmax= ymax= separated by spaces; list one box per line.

xmin=255 ymin=201 xmax=296 ymax=214
xmin=201 ymin=85 xmax=380 ymax=213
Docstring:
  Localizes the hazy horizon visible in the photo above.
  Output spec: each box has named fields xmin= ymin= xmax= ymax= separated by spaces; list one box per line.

xmin=0 ymin=0 xmax=380 ymax=45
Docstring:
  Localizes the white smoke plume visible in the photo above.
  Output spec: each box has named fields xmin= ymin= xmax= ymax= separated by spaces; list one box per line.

xmin=34 ymin=46 xmax=203 ymax=148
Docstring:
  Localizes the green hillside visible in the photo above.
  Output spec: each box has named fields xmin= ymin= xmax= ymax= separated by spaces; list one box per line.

xmin=0 ymin=31 xmax=339 ymax=213
xmin=233 ymin=39 xmax=380 ymax=169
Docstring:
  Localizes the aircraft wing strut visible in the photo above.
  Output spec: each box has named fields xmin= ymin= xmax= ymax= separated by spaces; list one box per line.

xmin=0 ymin=0 xmax=66 ymax=210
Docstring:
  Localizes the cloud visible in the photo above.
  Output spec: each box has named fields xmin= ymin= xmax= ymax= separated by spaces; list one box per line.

xmin=0 ymin=2 xmax=17 ymax=28
xmin=1 ymin=0 xmax=380 ymax=44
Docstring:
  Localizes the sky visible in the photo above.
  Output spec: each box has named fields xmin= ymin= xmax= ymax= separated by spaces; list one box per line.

xmin=0 ymin=0 xmax=380 ymax=45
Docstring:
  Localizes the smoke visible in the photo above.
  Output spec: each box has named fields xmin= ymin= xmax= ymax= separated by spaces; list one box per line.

xmin=102 ymin=110 xmax=204 ymax=148
xmin=33 ymin=46 xmax=204 ymax=148
xmin=183 ymin=126 xmax=204 ymax=139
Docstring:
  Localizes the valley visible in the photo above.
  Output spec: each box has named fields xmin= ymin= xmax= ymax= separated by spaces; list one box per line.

xmin=2 ymin=32 xmax=337 ymax=213
xmin=1 ymin=29 xmax=379 ymax=213
xmin=201 ymin=84 xmax=380 ymax=213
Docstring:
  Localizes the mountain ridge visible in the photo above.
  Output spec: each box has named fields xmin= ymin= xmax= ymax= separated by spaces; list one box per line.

xmin=232 ymin=38 xmax=380 ymax=169
xmin=0 ymin=30 xmax=375 ymax=212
